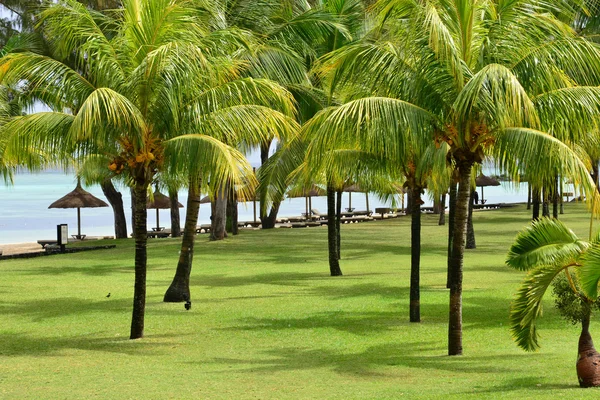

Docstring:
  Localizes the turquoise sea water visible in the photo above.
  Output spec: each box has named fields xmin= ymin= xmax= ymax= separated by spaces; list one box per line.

xmin=0 ymin=170 xmax=530 ymax=245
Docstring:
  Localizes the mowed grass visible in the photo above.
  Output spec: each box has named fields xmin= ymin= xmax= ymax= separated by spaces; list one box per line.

xmin=1 ymin=203 xmax=599 ymax=399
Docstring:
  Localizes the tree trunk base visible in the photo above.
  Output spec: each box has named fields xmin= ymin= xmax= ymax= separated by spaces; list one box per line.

xmin=577 ymin=347 xmax=600 ymax=387
xmin=163 ymin=279 xmax=190 ymax=302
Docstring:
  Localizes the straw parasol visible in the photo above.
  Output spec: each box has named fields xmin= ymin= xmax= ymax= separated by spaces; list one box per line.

xmin=343 ymin=184 xmax=369 ymax=212
xmin=287 ymin=184 xmax=326 ymax=216
xmin=475 ymin=174 xmax=500 ymax=203
xmin=147 ymin=188 xmax=183 ymax=231
xmin=48 ymin=180 xmax=109 ymax=239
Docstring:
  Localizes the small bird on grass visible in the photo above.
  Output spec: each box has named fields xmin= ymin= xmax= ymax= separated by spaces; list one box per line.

xmin=185 ymin=301 xmax=191 ymax=310
xmin=106 ymin=293 xmax=111 ymax=298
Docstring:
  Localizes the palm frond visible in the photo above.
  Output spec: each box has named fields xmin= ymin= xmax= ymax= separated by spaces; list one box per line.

xmin=506 ymin=218 xmax=586 ymax=271
xmin=303 ymin=97 xmax=437 ymax=170
xmin=533 ymin=86 xmax=600 ymax=142
xmin=193 ymin=105 xmax=299 ymax=151
xmin=494 ymin=127 xmax=599 ymax=213
xmin=70 ymin=88 xmax=146 ymax=151
xmin=163 ymin=133 xmax=255 ymax=198
xmin=454 ymin=63 xmax=539 ymax=132
xmin=509 ymin=263 xmax=570 ymax=351
xmin=579 ymin=244 xmax=600 ymax=299
xmin=1 ymin=112 xmax=75 ymax=168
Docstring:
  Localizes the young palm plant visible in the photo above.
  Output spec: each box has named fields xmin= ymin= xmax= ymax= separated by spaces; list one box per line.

xmin=507 ymin=217 xmax=600 ymax=387
xmin=0 ymin=0 xmax=296 ymax=338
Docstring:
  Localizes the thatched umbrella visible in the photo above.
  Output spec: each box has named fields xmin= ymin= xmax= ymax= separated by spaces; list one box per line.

xmin=147 ymin=188 xmax=183 ymax=231
xmin=287 ymin=184 xmax=326 ymax=216
xmin=475 ymin=174 xmax=500 ymax=204
xmin=200 ymin=195 xmax=211 ymax=204
xmin=49 ymin=180 xmax=109 ymax=239
xmin=343 ymin=184 xmax=370 ymax=212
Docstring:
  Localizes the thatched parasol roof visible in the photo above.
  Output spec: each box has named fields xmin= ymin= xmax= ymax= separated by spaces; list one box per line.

xmin=287 ymin=184 xmax=326 ymax=198
xmin=49 ymin=183 xmax=109 ymax=209
xmin=200 ymin=195 xmax=211 ymax=204
xmin=343 ymin=184 xmax=366 ymax=193
xmin=475 ymin=174 xmax=500 ymax=187
xmin=147 ymin=190 xmax=183 ymax=209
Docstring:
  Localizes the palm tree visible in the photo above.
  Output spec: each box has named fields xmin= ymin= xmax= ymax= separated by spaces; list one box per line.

xmin=0 ymin=0 xmax=296 ymax=338
xmin=303 ymin=0 xmax=600 ymax=354
xmin=507 ymin=217 xmax=600 ymax=387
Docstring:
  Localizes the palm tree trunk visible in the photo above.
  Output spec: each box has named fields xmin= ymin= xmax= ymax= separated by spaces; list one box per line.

xmin=439 ymin=193 xmax=446 ymax=225
xmin=577 ymin=305 xmax=600 ymax=387
xmin=410 ymin=186 xmax=421 ymax=323
xmin=466 ymin=191 xmax=476 ymax=249
xmin=532 ymin=187 xmax=540 ymax=221
xmin=560 ymin=177 xmax=564 ymax=215
xmin=447 ymin=181 xmax=457 ymax=288
xmin=101 ymin=178 xmax=128 ymax=239
xmin=130 ymin=187 xmax=136 ymax=232
xmin=527 ymin=183 xmax=531 ymax=210
xmin=169 ymin=189 xmax=181 ymax=237
xmin=164 ymin=178 xmax=201 ymax=302
xmin=211 ymin=188 xmax=228 ymax=241
xmin=591 ymin=164 xmax=599 ymax=191
xmin=226 ymin=185 xmax=239 ymax=235
xmin=336 ymin=190 xmax=342 ymax=260
xmin=327 ymin=186 xmax=342 ymax=276
xmin=552 ymin=175 xmax=559 ymax=219
xmin=261 ymin=201 xmax=281 ymax=229
xmin=542 ymin=186 xmax=550 ymax=218
xmin=448 ymin=162 xmax=472 ymax=355
xmin=433 ymin=195 xmax=441 ymax=214
xmin=130 ymin=181 xmax=149 ymax=339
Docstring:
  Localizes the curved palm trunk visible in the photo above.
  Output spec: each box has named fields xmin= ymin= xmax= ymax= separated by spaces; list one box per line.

xmin=261 ymin=201 xmax=281 ymax=229
xmin=447 ymin=182 xmax=457 ymax=288
xmin=327 ymin=186 xmax=342 ymax=276
xmin=336 ymin=190 xmax=342 ymax=260
xmin=466 ymin=191 xmax=476 ymax=249
xmin=448 ymin=162 xmax=472 ymax=355
xmin=169 ymin=189 xmax=181 ymax=237
xmin=164 ymin=178 xmax=201 ymax=302
xmin=130 ymin=181 xmax=149 ymax=339
xmin=577 ymin=307 xmax=600 ymax=387
xmin=410 ymin=186 xmax=421 ymax=323
xmin=101 ymin=178 xmax=128 ymax=239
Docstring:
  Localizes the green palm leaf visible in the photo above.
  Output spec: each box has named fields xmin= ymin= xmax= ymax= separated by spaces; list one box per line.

xmin=506 ymin=218 xmax=585 ymax=271
xmin=509 ymin=264 xmax=570 ymax=351
xmin=579 ymin=244 xmax=600 ymax=299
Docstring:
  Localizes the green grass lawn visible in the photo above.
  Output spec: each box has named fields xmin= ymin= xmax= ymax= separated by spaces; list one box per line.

xmin=1 ymin=203 xmax=599 ymax=399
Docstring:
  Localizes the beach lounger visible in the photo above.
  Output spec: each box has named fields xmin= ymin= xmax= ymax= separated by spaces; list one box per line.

xmin=195 ymin=224 xmax=212 ymax=234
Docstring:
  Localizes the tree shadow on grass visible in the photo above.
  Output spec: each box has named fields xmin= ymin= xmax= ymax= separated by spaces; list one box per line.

xmin=219 ymin=292 xmax=513 ymax=337
xmin=190 ymin=271 xmax=395 ymax=289
xmin=15 ymin=263 xmax=133 ymax=277
xmin=200 ymin=341 xmax=535 ymax=379
xmin=0 ymin=297 xmax=131 ymax=321
xmin=0 ymin=331 xmax=180 ymax=357
xmin=463 ymin=377 xmax=575 ymax=395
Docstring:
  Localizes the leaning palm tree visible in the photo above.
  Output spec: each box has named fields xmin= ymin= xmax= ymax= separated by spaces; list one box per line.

xmin=0 ymin=0 xmax=296 ymax=338
xmin=303 ymin=0 xmax=600 ymax=354
xmin=507 ymin=217 xmax=600 ymax=387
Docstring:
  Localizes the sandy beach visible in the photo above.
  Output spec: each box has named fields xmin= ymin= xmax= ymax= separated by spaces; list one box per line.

xmin=0 ymin=242 xmax=44 ymax=256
